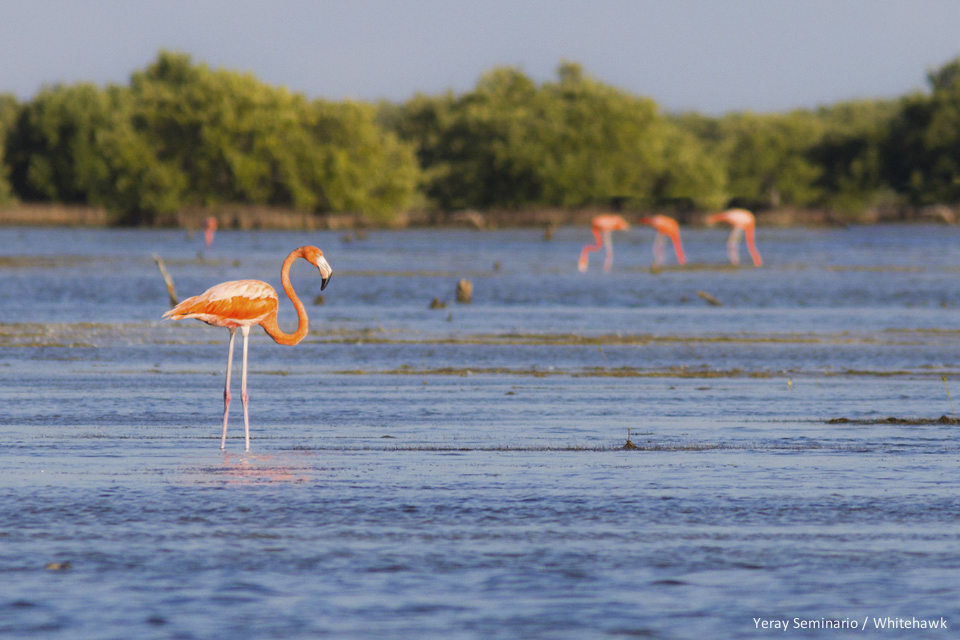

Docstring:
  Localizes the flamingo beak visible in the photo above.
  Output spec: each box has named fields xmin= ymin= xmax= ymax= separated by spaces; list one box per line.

xmin=317 ymin=256 xmax=333 ymax=291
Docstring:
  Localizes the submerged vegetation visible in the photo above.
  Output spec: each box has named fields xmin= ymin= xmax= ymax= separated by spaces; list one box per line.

xmin=2 ymin=51 xmax=960 ymax=225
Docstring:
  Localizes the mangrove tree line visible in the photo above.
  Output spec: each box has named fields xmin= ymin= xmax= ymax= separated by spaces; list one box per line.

xmin=2 ymin=51 xmax=960 ymax=223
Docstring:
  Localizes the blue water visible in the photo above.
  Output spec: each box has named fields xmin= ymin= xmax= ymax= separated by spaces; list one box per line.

xmin=1 ymin=224 xmax=959 ymax=638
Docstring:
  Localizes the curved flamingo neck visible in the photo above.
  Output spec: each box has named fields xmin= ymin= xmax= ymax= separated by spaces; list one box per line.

xmin=261 ymin=248 xmax=310 ymax=346
xmin=578 ymin=227 xmax=605 ymax=271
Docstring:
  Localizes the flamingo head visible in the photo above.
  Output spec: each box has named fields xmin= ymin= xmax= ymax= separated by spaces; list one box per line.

xmin=300 ymin=246 xmax=333 ymax=290
xmin=704 ymin=212 xmax=725 ymax=227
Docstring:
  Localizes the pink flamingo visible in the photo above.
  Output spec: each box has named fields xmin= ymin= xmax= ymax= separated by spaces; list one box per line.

xmin=578 ymin=214 xmax=630 ymax=272
xmin=204 ymin=217 xmax=218 ymax=247
xmin=705 ymin=208 xmax=762 ymax=267
xmin=163 ymin=246 xmax=332 ymax=451
xmin=638 ymin=215 xmax=686 ymax=266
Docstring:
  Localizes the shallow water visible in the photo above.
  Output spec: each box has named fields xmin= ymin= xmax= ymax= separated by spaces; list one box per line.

xmin=1 ymin=225 xmax=959 ymax=638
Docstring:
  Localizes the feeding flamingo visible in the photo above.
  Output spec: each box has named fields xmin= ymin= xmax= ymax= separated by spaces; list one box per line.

xmin=578 ymin=214 xmax=630 ymax=272
xmin=162 ymin=246 xmax=332 ymax=451
xmin=705 ymin=208 xmax=762 ymax=267
xmin=203 ymin=217 xmax=217 ymax=247
xmin=638 ymin=215 xmax=686 ymax=266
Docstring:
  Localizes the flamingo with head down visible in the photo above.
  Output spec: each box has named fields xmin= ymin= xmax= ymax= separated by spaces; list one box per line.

xmin=638 ymin=215 xmax=686 ymax=266
xmin=578 ymin=214 xmax=630 ymax=273
xmin=203 ymin=217 xmax=217 ymax=247
xmin=163 ymin=246 xmax=332 ymax=451
xmin=705 ymin=208 xmax=762 ymax=267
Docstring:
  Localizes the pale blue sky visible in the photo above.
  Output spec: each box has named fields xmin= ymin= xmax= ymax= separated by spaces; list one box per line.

xmin=2 ymin=0 xmax=959 ymax=114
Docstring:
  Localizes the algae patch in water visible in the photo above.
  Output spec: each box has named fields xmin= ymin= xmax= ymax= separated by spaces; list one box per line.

xmin=825 ymin=265 xmax=924 ymax=273
xmin=0 ymin=255 xmax=99 ymax=269
xmin=315 ymin=331 xmax=829 ymax=347
xmin=284 ymin=441 xmax=843 ymax=453
xmin=333 ymin=365 xmax=776 ymax=379
xmin=826 ymin=416 xmax=960 ymax=425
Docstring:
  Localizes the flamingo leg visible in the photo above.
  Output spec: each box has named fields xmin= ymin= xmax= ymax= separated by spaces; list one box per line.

xmin=745 ymin=227 xmax=762 ymax=267
xmin=602 ymin=230 xmax=614 ymax=272
xmin=221 ymin=328 xmax=237 ymax=450
xmin=727 ymin=227 xmax=743 ymax=265
xmin=240 ymin=325 xmax=251 ymax=451
xmin=652 ymin=234 xmax=666 ymax=266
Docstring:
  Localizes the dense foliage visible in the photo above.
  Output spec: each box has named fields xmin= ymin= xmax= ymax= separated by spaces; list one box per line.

xmin=3 ymin=51 xmax=960 ymax=223
xmin=0 ymin=94 xmax=20 ymax=204
xmin=3 ymin=52 xmax=420 ymax=222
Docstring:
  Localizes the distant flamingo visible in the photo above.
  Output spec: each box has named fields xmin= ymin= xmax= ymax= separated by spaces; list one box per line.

xmin=638 ymin=215 xmax=686 ymax=266
xmin=162 ymin=246 xmax=332 ymax=451
xmin=578 ymin=214 xmax=630 ymax=272
xmin=203 ymin=217 xmax=217 ymax=247
xmin=705 ymin=208 xmax=762 ymax=267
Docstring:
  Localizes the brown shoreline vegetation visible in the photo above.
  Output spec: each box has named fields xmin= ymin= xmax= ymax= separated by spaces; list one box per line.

xmin=1 ymin=202 xmax=956 ymax=230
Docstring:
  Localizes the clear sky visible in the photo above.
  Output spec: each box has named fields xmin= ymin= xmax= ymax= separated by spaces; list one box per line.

xmin=2 ymin=0 xmax=959 ymax=115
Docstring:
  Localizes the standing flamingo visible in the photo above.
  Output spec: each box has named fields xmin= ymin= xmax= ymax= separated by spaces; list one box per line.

xmin=705 ymin=208 xmax=762 ymax=267
xmin=162 ymin=246 xmax=332 ymax=451
xmin=203 ymin=217 xmax=217 ymax=247
xmin=578 ymin=214 xmax=630 ymax=272
xmin=638 ymin=215 xmax=686 ymax=266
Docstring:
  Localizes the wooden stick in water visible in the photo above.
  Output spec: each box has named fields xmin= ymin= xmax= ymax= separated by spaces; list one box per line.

xmin=697 ymin=290 xmax=722 ymax=306
xmin=153 ymin=253 xmax=179 ymax=306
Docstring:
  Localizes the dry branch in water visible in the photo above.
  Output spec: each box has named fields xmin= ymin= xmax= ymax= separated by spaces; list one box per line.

xmin=152 ymin=253 xmax=179 ymax=306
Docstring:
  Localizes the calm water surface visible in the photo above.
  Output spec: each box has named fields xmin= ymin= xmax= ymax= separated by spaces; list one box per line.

xmin=1 ymin=225 xmax=960 ymax=639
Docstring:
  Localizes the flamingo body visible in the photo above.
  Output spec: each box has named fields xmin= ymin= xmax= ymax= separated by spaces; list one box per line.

xmin=705 ymin=208 xmax=762 ymax=267
xmin=163 ymin=246 xmax=332 ymax=451
xmin=578 ymin=214 xmax=630 ymax=272
xmin=165 ymin=280 xmax=278 ymax=329
xmin=638 ymin=215 xmax=686 ymax=266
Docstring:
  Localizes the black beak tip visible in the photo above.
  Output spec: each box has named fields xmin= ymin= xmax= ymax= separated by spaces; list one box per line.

xmin=321 ymin=276 xmax=330 ymax=291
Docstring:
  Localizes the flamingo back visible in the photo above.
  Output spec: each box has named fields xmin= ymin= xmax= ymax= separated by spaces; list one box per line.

xmin=592 ymin=214 xmax=630 ymax=232
xmin=707 ymin=208 xmax=755 ymax=228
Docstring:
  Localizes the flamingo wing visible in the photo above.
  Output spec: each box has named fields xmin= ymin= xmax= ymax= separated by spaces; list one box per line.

xmin=163 ymin=280 xmax=278 ymax=328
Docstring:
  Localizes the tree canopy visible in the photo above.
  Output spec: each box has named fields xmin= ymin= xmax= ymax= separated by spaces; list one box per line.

xmin=4 ymin=51 xmax=421 ymax=222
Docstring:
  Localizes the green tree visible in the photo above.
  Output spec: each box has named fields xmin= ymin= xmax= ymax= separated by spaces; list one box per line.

xmin=390 ymin=62 xmax=726 ymax=212
xmin=713 ymin=110 xmax=825 ymax=209
xmin=0 ymin=94 xmax=18 ymax=204
xmin=6 ymin=83 xmax=119 ymax=204
xmin=380 ymin=92 xmax=456 ymax=210
xmin=124 ymin=51 xmax=419 ymax=219
xmin=885 ymin=57 xmax=960 ymax=205
xmin=127 ymin=51 xmax=314 ymax=209
xmin=654 ymin=120 xmax=728 ymax=211
xmin=923 ymin=58 xmax=960 ymax=202
xmin=810 ymin=99 xmax=899 ymax=214
xmin=532 ymin=62 xmax=667 ymax=208
xmin=306 ymin=99 xmax=421 ymax=220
